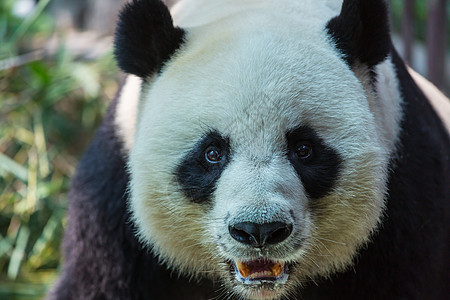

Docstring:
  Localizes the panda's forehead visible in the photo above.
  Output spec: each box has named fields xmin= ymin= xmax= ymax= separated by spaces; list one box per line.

xmin=171 ymin=0 xmax=342 ymax=29
xmin=139 ymin=5 xmax=374 ymax=155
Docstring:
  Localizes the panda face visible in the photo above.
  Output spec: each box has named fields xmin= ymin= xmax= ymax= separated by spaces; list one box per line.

xmin=127 ymin=8 xmax=391 ymax=298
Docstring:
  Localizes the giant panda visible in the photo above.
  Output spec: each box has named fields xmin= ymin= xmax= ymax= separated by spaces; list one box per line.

xmin=47 ymin=0 xmax=450 ymax=299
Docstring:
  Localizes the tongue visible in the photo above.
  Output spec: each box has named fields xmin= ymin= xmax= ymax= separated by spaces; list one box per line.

xmin=236 ymin=260 xmax=284 ymax=279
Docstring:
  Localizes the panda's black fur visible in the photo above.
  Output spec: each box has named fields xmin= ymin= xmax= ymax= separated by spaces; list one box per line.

xmin=48 ymin=0 xmax=449 ymax=299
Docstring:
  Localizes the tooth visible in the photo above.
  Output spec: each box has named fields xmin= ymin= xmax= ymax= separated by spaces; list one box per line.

xmin=250 ymin=271 xmax=269 ymax=279
xmin=271 ymin=262 xmax=284 ymax=277
xmin=236 ymin=261 xmax=251 ymax=278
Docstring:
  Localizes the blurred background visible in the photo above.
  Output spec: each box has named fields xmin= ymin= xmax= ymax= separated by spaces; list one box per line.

xmin=0 ymin=0 xmax=448 ymax=299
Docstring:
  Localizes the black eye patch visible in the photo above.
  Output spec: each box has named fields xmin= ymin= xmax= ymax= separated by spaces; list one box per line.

xmin=175 ymin=131 xmax=230 ymax=203
xmin=286 ymin=126 xmax=342 ymax=199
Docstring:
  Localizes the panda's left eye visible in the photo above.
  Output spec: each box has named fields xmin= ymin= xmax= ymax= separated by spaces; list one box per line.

xmin=205 ymin=146 xmax=222 ymax=163
xmin=295 ymin=142 xmax=313 ymax=159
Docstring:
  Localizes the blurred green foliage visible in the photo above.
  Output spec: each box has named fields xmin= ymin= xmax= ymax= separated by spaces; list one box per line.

xmin=390 ymin=0 xmax=423 ymax=38
xmin=390 ymin=0 xmax=450 ymax=44
xmin=0 ymin=0 xmax=119 ymax=298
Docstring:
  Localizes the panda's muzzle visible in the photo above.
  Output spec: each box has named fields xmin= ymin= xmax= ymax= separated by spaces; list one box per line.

xmin=227 ymin=222 xmax=292 ymax=285
xmin=228 ymin=221 xmax=293 ymax=247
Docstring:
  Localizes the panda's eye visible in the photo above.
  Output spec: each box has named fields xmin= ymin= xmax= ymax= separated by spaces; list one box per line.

xmin=205 ymin=146 xmax=222 ymax=163
xmin=295 ymin=142 xmax=313 ymax=159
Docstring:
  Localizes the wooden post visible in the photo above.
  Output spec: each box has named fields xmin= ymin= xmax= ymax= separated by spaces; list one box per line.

xmin=426 ymin=0 xmax=448 ymax=89
xmin=48 ymin=0 xmax=178 ymax=34
xmin=401 ymin=0 xmax=415 ymax=64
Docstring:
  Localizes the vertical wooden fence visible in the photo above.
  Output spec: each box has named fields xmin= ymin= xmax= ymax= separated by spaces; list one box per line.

xmin=400 ymin=0 xmax=448 ymax=92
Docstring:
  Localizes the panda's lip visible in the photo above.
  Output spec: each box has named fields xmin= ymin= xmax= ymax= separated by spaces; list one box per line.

xmin=231 ymin=259 xmax=289 ymax=283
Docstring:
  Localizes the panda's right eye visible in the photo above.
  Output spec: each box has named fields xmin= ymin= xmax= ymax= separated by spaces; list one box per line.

xmin=176 ymin=131 xmax=230 ymax=203
xmin=205 ymin=146 xmax=222 ymax=163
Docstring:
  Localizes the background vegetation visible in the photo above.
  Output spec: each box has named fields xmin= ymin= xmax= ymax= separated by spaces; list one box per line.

xmin=0 ymin=0 xmax=447 ymax=299
xmin=0 ymin=0 xmax=119 ymax=298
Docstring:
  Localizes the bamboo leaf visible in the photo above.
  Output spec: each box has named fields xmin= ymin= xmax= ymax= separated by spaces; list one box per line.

xmin=8 ymin=0 xmax=52 ymax=43
xmin=34 ymin=113 xmax=50 ymax=178
xmin=28 ymin=213 xmax=60 ymax=268
xmin=0 ymin=152 xmax=28 ymax=182
xmin=0 ymin=234 xmax=13 ymax=258
xmin=7 ymin=225 xmax=30 ymax=279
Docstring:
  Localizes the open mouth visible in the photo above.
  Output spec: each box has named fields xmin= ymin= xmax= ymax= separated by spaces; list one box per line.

xmin=232 ymin=259 xmax=289 ymax=284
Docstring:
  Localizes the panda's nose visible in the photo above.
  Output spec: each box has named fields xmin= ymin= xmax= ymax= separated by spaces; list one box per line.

xmin=229 ymin=222 xmax=293 ymax=247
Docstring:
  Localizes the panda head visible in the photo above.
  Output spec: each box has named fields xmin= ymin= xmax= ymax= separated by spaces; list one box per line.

xmin=114 ymin=0 xmax=395 ymax=299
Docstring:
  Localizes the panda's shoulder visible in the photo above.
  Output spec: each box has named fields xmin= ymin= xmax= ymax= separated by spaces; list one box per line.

xmin=407 ymin=67 xmax=450 ymax=134
xmin=71 ymin=75 xmax=140 ymax=193
xmin=70 ymin=83 xmax=130 ymax=201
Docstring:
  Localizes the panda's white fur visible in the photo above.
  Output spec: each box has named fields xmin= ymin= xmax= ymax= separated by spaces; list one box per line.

xmin=115 ymin=75 xmax=141 ymax=152
xmin=122 ymin=0 xmax=405 ymax=298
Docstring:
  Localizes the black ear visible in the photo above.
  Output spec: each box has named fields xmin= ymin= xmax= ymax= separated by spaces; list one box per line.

xmin=114 ymin=0 xmax=185 ymax=78
xmin=326 ymin=0 xmax=391 ymax=68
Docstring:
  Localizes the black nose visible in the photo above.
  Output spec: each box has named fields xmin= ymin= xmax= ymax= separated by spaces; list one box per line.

xmin=229 ymin=222 xmax=293 ymax=247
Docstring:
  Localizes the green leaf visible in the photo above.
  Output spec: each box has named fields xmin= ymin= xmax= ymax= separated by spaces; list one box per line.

xmin=8 ymin=0 xmax=52 ymax=43
xmin=0 ymin=152 xmax=28 ymax=182
xmin=7 ymin=225 xmax=30 ymax=279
